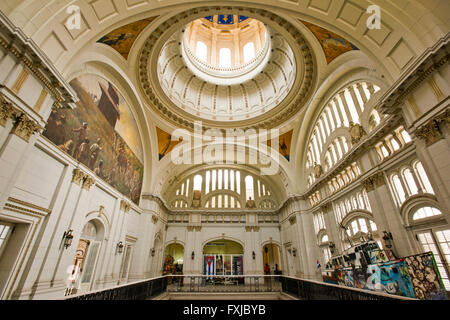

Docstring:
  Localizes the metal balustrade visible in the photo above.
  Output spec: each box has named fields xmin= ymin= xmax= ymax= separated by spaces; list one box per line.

xmin=64 ymin=275 xmax=415 ymax=300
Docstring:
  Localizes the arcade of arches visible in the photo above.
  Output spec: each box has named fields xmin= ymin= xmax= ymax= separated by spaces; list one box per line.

xmin=0 ymin=1 xmax=448 ymax=300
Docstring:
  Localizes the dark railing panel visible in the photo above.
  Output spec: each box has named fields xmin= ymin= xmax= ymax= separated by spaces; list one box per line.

xmin=65 ymin=275 xmax=413 ymax=300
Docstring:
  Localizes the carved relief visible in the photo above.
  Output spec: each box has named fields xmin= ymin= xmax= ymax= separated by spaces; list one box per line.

xmin=245 ymin=197 xmax=256 ymax=209
xmin=191 ymin=190 xmax=201 ymax=208
xmin=120 ymin=200 xmax=131 ymax=213
xmin=349 ymin=121 xmax=366 ymax=144
xmin=82 ymin=175 xmax=95 ymax=190
xmin=289 ymin=215 xmax=296 ymax=225
xmin=314 ymin=162 xmax=323 ymax=178
xmin=415 ymin=120 xmax=443 ymax=147
xmin=152 ymin=214 xmax=158 ymax=224
xmin=362 ymin=172 xmax=385 ymax=192
xmin=0 ymin=99 xmax=14 ymax=127
xmin=72 ymin=169 xmax=86 ymax=185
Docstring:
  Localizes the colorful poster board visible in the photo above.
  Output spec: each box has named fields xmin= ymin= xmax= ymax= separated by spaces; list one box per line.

xmin=404 ymin=252 xmax=448 ymax=300
xmin=322 ymin=252 xmax=448 ymax=300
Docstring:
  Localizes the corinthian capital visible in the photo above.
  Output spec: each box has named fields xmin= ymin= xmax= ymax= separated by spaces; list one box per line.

xmin=11 ymin=113 xmax=42 ymax=142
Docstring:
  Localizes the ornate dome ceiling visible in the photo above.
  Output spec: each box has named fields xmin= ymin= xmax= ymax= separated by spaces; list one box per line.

xmin=157 ymin=24 xmax=295 ymax=122
xmin=138 ymin=7 xmax=316 ymax=130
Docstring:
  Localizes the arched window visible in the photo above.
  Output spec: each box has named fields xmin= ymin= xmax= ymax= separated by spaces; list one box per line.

xmin=414 ymin=161 xmax=434 ymax=194
xmin=196 ymin=41 xmax=207 ymax=62
xmin=219 ymin=48 xmax=232 ymax=67
xmin=193 ymin=175 xmax=202 ymax=191
xmin=245 ymin=175 xmax=254 ymax=200
xmin=392 ymin=174 xmax=406 ymax=205
xmin=243 ymin=42 xmax=255 ymax=63
xmin=412 ymin=206 xmax=442 ymax=220
xmin=402 ymin=168 xmax=418 ymax=196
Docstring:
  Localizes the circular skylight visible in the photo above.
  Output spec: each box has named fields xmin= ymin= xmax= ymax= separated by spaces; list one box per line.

xmin=182 ymin=15 xmax=270 ymax=86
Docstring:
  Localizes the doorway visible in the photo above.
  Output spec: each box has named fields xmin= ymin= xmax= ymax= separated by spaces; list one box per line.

xmin=66 ymin=221 xmax=102 ymax=295
xmin=203 ymin=239 xmax=244 ymax=284
xmin=163 ymin=243 xmax=184 ymax=275
xmin=262 ymin=243 xmax=282 ymax=275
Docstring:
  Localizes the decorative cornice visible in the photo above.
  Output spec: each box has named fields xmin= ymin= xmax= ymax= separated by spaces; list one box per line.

xmin=378 ymin=34 xmax=449 ymax=114
xmin=0 ymin=12 xmax=78 ymax=109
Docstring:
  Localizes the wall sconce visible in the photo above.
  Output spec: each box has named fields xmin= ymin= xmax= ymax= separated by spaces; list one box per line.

xmin=63 ymin=229 xmax=74 ymax=249
xmin=252 ymin=251 xmax=256 ymax=260
xmin=116 ymin=241 xmax=124 ymax=254
xmin=151 ymin=248 xmax=155 ymax=257
xmin=292 ymin=248 xmax=297 ymax=257
xmin=191 ymin=251 xmax=195 ymax=260
xmin=383 ymin=231 xmax=394 ymax=249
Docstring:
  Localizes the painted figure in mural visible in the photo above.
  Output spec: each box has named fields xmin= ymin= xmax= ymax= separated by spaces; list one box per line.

xmin=94 ymin=160 xmax=104 ymax=179
xmin=88 ymin=138 xmax=103 ymax=170
xmin=97 ymin=33 xmax=134 ymax=46
xmin=72 ymin=122 xmax=88 ymax=157
xmin=58 ymin=140 xmax=73 ymax=154
xmin=245 ymin=197 xmax=256 ymax=209
xmin=76 ymin=138 xmax=90 ymax=163
xmin=280 ymin=138 xmax=289 ymax=161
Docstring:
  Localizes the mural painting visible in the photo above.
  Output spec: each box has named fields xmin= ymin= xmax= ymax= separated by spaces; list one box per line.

xmin=267 ymin=130 xmax=293 ymax=161
xmin=301 ymin=20 xmax=359 ymax=64
xmin=43 ymin=74 xmax=143 ymax=204
xmin=157 ymin=127 xmax=182 ymax=160
xmin=97 ymin=17 xmax=158 ymax=60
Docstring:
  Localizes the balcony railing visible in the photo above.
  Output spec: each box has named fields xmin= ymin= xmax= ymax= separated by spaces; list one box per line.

xmin=64 ymin=275 xmax=415 ymax=300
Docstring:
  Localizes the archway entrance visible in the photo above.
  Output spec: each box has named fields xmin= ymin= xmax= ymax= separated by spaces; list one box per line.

xmin=163 ymin=243 xmax=184 ymax=275
xmin=203 ymin=239 xmax=244 ymax=284
xmin=262 ymin=243 xmax=282 ymax=275
xmin=66 ymin=221 xmax=102 ymax=295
